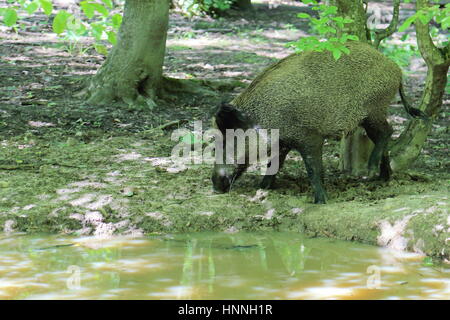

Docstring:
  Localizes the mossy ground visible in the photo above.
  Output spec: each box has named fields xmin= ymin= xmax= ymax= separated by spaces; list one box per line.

xmin=0 ymin=1 xmax=448 ymax=259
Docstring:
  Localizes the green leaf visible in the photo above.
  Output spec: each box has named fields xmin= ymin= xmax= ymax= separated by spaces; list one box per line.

xmin=106 ymin=30 xmax=116 ymax=45
xmin=112 ymin=13 xmax=122 ymax=29
xmin=80 ymin=1 xmax=95 ymax=19
xmin=340 ymin=46 xmax=350 ymax=55
xmin=39 ymin=0 xmax=53 ymax=15
xmin=441 ymin=16 xmax=450 ymax=29
xmin=346 ymin=35 xmax=359 ymax=41
xmin=297 ymin=13 xmax=310 ymax=19
xmin=3 ymin=8 xmax=18 ymax=27
xmin=332 ymin=48 xmax=342 ymax=60
xmin=399 ymin=16 xmax=415 ymax=32
xmin=101 ymin=0 xmax=113 ymax=8
xmin=25 ymin=1 xmax=40 ymax=15
xmin=92 ymin=3 xmax=109 ymax=17
xmin=52 ymin=10 xmax=71 ymax=34
xmin=324 ymin=26 xmax=336 ymax=34
xmin=66 ymin=17 xmax=86 ymax=35
xmin=94 ymin=43 xmax=108 ymax=55
xmin=324 ymin=6 xmax=337 ymax=15
xmin=418 ymin=13 xmax=432 ymax=25
xmin=181 ymin=133 xmax=202 ymax=144
xmin=91 ymin=23 xmax=105 ymax=40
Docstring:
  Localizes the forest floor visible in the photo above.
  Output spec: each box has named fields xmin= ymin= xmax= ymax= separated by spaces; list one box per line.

xmin=0 ymin=1 xmax=449 ymax=260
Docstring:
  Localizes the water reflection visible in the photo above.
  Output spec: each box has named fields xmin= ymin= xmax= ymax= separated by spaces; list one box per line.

xmin=0 ymin=232 xmax=448 ymax=299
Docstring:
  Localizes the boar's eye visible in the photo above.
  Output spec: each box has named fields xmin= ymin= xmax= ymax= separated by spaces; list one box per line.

xmin=215 ymin=103 xmax=251 ymax=134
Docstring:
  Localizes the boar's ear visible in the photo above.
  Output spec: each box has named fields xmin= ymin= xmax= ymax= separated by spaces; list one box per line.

xmin=214 ymin=103 xmax=249 ymax=134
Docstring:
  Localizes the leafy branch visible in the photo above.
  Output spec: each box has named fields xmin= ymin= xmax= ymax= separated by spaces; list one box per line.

xmin=0 ymin=0 xmax=122 ymax=55
xmin=372 ymin=0 xmax=400 ymax=49
xmin=287 ymin=0 xmax=359 ymax=60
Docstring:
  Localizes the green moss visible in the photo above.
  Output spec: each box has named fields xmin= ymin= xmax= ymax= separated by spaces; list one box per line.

xmin=0 ymin=128 xmax=448 ymax=260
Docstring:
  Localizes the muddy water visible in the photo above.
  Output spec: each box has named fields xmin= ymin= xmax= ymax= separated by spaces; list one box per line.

xmin=0 ymin=232 xmax=448 ymax=300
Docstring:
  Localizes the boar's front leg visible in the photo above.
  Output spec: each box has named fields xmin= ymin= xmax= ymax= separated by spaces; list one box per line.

xmin=260 ymin=145 xmax=290 ymax=189
xmin=297 ymin=137 xmax=327 ymax=204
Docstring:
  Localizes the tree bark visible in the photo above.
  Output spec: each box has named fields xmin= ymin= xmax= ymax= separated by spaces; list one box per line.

xmin=333 ymin=0 xmax=368 ymax=41
xmin=390 ymin=0 xmax=450 ymax=171
xmin=232 ymin=0 xmax=252 ymax=10
xmin=86 ymin=0 xmax=170 ymax=106
xmin=372 ymin=0 xmax=400 ymax=49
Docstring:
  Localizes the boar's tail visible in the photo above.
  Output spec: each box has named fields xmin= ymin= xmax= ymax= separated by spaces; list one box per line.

xmin=399 ymin=82 xmax=429 ymax=120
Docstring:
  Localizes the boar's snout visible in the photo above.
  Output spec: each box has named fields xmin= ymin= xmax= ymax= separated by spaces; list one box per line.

xmin=212 ymin=165 xmax=238 ymax=193
xmin=211 ymin=171 xmax=231 ymax=193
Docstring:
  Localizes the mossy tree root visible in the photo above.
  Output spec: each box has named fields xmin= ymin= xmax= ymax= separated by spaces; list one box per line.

xmin=84 ymin=0 xmax=170 ymax=108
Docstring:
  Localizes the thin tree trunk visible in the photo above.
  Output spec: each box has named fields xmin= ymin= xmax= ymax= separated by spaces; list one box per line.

xmin=86 ymin=0 xmax=170 ymax=106
xmin=233 ymin=0 xmax=252 ymax=10
xmin=333 ymin=0 xmax=368 ymax=41
xmin=390 ymin=0 xmax=450 ymax=170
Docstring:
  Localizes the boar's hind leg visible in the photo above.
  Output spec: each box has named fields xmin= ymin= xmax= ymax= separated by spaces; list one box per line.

xmin=297 ymin=137 xmax=327 ymax=204
xmin=260 ymin=146 xmax=290 ymax=189
xmin=362 ymin=118 xmax=393 ymax=180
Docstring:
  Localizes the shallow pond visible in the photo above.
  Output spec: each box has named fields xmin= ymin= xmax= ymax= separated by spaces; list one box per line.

xmin=0 ymin=232 xmax=448 ymax=300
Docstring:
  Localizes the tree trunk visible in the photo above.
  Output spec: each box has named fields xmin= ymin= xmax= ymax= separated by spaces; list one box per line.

xmin=390 ymin=0 xmax=450 ymax=170
xmin=333 ymin=0 xmax=368 ymax=41
xmin=232 ymin=0 xmax=252 ymax=10
xmin=86 ymin=0 xmax=170 ymax=106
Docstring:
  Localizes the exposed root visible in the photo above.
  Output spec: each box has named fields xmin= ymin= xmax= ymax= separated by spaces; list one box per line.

xmin=83 ymin=73 xmax=244 ymax=108
xmin=162 ymin=77 xmax=244 ymax=94
xmin=161 ymin=77 xmax=212 ymax=97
